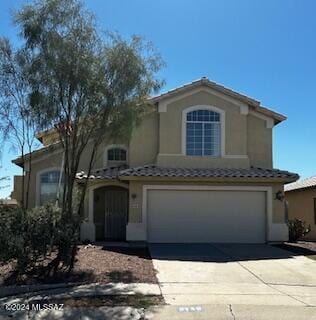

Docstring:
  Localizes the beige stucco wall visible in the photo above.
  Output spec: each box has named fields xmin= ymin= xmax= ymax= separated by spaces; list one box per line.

xmin=129 ymin=111 xmax=159 ymax=167
xmin=158 ymin=91 xmax=247 ymax=166
xmin=156 ymin=90 xmax=273 ymax=168
xmin=247 ymin=114 xmax=272 ymax=168
xmin=285 ymin=188 xmax=316 ymax=240
xmin=13 ymin=87 xmax=277 ymax=211
xmin=128 ymin=180 xmax=285 ymax=224
xmin=156 ymin=155 xmax=250 ymax=168
xmin=11 ymin=175 xmax=23 ymax=205
xmin=21 ymin=141 xmax=118 ymax=209
xmin=24 ymin=151 xmax=63 ymax=208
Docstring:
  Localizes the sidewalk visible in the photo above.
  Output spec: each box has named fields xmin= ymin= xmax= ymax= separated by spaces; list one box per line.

xmin=0 ymin=282 xmax=161 ymax=319
xmin=0 ymin=304 xmax=315 ymax=319
xmin=147 ymin=305 xmax=316 ymax=320
xmin=0 ymin=282 xmax=161 ymax=303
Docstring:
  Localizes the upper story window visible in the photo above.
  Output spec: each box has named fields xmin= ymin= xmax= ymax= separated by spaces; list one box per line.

xmin=39 ymin=170 xmax=63 ymax=205
xmin=106 ymin=146 xmax=127 ymax=167
xmin=186 ymin=109 xmax=221 ymax=156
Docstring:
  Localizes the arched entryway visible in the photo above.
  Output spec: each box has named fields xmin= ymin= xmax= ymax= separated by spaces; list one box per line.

xmin=93 ymin=186 xmax=128 ymax=241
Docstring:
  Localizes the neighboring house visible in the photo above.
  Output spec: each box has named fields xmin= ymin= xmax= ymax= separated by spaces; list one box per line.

xmin=285 ymin=176 xmax=316 ymax=240
xmin=12 ymin=77 xmax=298 ymax=243
xmin=10 ymin=176 xmax=23 ymax=206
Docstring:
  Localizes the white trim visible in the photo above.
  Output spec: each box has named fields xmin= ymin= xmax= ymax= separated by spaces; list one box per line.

xmin=35 ymin=167 xmax=61 ymax=206
xmin=157 ymin=153 xmax=184 ymax=157
xmin=103 ymin=144 xmax=128 ymax=167
xmin=223 ymin=155 xmax=249 ymax=159
xmin=240 ymin=104 xmax=249 ymax=115
xmin=158 ymin=87 xmax=248 ymax=114
xmin=181 ymin=105 xmax=225 ymax=157
xmin=133 ymin=185 xmax=274 ymax=242
xmin=249 ymin=110 xmax=274 ymax=129
xmin=158 ymin=101 xmax=168 ymax=112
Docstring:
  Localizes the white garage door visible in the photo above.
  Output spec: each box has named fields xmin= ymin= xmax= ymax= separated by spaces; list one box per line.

xmin=147 ymin=189 xmax=266 ymax=243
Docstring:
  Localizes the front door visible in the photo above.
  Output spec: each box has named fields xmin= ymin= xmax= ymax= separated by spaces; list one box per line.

xmin=104 ymin=188 xmax=128 ymax=240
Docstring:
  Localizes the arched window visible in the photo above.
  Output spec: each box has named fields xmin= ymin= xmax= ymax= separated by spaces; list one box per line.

xmin=39 ymin=170 xmax=63 ymax=205
xmin=107 ymin=147 xmax=127 ymax=163
xmin=186 ymin=109 xmax=221 ymax=156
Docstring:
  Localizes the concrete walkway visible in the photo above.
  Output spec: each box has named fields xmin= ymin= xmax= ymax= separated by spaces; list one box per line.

xmin=147 ymin=304 xmax=316 ymax=320
xmin=0 ymin=304 xmax=315 ymax=319
xmin=0 ymin=282 xmax=160 ymax=319
xmin=0 ymin=282 xmax=160 ymax=305
xmin=149 ymin=244 xmax=316 ymax=307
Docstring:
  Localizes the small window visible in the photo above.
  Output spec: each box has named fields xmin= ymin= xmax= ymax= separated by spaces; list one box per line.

xmin=39 ymin=170 xmax=63 ymax=205
xmin=107 ymin=148 xmax=126 ymax=162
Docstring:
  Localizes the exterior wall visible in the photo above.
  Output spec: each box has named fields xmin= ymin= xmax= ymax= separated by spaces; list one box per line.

xmin=126 ymin=180 xmax=287 ymax=242
xmin=24 ymin=152 xmax=63 ymax=208
xmin=157 ymin=90 xmax=250 ymax=168
xmin=129 ymin=111 xmax=159 ymax=167
xmin=156 ymin=156 xmax=250 ymax=168
xmin=11 ymin=175 xmax=23 ymax=205
xmin=247 ymin=114 xmax=273 ymax=168
xmin=285 ymin=188 xmax=316 ymax=240
xmin=92 ymin=139 xmax=128 ymax=169
xmin=14 ymin=87 xmax=277 ymax=208
xmin=21 ymin=143 xmax=104 ymax=209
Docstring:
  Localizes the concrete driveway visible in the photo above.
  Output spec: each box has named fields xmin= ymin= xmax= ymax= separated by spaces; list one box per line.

xmin=149 ymin=244 xmax=316 ymax=307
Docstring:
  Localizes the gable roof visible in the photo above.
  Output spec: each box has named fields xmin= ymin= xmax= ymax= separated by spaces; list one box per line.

xmin=149 ymin=77 xmax=286 ymax=124
xmin=34 ymin=77 xmax=286 ymax=144
xmin=285 ymin=175 xmax=316 ymax=192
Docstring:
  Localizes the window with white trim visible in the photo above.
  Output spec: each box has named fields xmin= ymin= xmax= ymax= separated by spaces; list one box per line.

xmin=107 ymin=148 xmax=127 ymax=162
xmin=106 ymin=146 xmax=127 ymax=167
xmin=39 ymin=170 xmax=63 ymax=205
xmin=186 ymin=109 xmax=221 ymax=156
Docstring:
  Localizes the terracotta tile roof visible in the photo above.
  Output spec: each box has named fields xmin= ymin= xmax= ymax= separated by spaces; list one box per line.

xmin=76 ymin=165 xmax=128 ymax=180
xmin=285 ymin=175 xmax=316 ymax=192
xmin=119 ymin=165 xmax=298 ymax=181
xmin=148 ymin=77 xmax=286 ymax=124
xmin=77 ymin=165 xmax=298 ymax=182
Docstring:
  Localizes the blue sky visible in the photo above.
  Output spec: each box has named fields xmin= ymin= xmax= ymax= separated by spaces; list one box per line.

xmin=0 ymin=0 xmax=316 ymax=198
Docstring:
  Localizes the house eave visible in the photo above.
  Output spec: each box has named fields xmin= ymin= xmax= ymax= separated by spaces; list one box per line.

xmin=118 ymin=176 xmax=298 ymax=183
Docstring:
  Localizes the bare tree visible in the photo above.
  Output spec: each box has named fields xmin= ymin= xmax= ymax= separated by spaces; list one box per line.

xmin=0 ymin=39 xmax=37 ymax=210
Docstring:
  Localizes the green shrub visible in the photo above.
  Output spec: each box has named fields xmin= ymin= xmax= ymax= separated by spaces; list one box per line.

xmin=0 ymin=206 xmax=25 ymax=262
xmin=287 ymin=218 xmax=311 ymax=242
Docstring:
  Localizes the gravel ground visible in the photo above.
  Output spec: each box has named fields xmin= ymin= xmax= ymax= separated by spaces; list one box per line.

xmin=0 ymin=244 xmax=158 ymax=286
xmin=275 ymin=241 xmax=316 ymax=260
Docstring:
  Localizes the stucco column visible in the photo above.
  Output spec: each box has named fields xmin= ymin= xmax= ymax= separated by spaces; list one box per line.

xmin=80 ymin=186 xmax=96 ymax=242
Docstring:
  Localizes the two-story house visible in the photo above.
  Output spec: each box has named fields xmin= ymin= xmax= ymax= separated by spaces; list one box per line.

xmin=12 ymin=77 xmax=298 ymax=243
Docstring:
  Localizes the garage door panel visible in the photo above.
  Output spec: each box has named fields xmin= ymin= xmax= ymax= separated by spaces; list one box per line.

xmin=147 ymin=189 xmax=266 ymax=243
